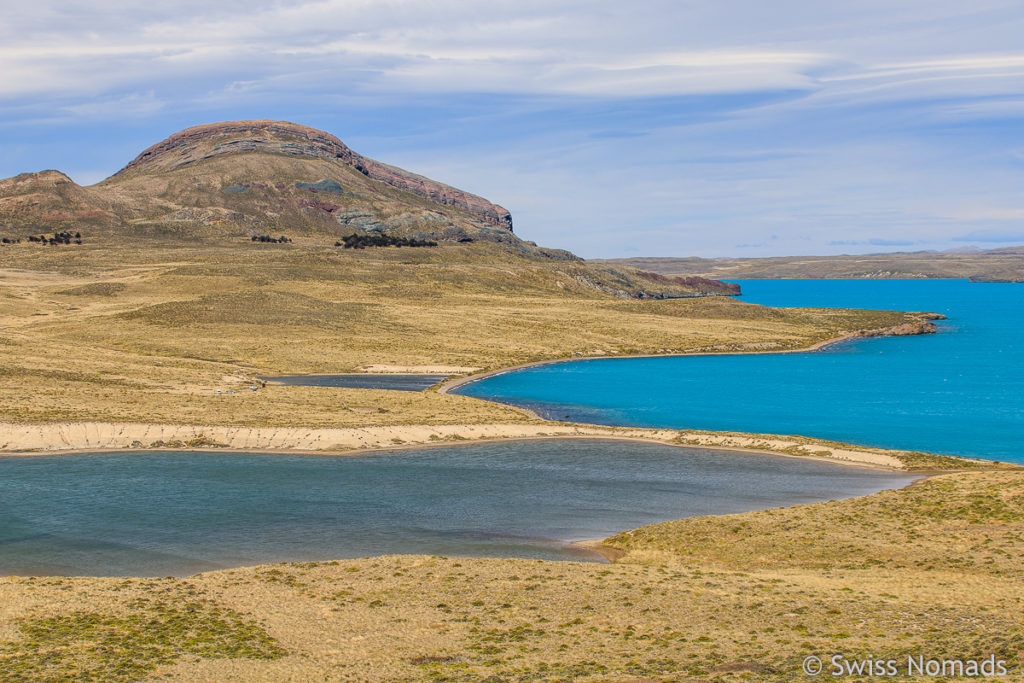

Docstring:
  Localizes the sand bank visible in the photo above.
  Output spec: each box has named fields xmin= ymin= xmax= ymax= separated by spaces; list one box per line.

xmin=0 ymin=421 xmax=906 ymax=469
xmin=356 ymin=364 xmax=482 ymax=374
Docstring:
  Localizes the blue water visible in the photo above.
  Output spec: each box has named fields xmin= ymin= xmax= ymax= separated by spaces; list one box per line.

xmin=458 ymin=280 xmax=1023 ymax=463
xmin=0 ymin=440 xmax=916 ymax=576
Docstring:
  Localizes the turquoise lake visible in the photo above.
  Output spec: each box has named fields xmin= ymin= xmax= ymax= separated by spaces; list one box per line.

xmin=457 ymin=279 xmax=1023 ymax=463
xmin=0 ymin=440 xmax=916 ymax=576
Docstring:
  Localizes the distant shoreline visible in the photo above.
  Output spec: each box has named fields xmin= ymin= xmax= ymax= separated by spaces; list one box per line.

xmin=437 ymin=318 xmax=939 ymax=394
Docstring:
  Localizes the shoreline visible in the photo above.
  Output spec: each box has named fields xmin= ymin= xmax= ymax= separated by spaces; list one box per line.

xmin=1 ymin=419 xmax=989 ymax=472
xmin=0 ymin=318 xmax=977 ymax=473
xmin=572 ymin=539 xmax=627 ymax=562
xmin=0 ymin=433 xmax=912 ymax=471
xmin=1 ymin=308 xmax=1003 ymax=479
xmin=437 ymin=318 xmax=940 ymax=394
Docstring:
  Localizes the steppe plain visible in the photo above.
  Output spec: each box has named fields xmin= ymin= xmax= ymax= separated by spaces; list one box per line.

xmin=1 ymin=120 xmax=1020 ymax=681
xmin=2 ymin=238 xmax=1021 ymax=682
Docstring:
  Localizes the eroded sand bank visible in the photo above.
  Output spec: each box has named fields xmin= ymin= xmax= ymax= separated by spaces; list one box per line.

xmin=0 ymin=421 xmax=905 ymax=468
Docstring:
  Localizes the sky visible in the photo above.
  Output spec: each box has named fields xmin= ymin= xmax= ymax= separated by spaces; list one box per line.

xmin=2 ymin=1 xmax=1023 ymax=258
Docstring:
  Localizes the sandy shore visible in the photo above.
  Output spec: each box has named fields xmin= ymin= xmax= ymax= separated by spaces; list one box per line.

xmin=572 ymin=539 xmax=627 ymax=562
xmin=0 ymin=420 xmax=907 ymax=469
xmin=356 ymin=364 xmax=482 ymax=374
xmin=0 ymin=318 xmax=949 ymax=469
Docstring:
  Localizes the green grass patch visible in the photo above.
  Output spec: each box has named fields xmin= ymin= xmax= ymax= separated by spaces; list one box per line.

xmin=0 ymin=598 xmax=286 ymax=682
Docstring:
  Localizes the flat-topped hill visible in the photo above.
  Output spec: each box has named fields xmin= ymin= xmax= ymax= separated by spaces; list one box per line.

xmin=107 ymin=120 xmax=513 ymax=231
xmin=0 ymin=120 xmax=746 ymax=299
xmin=1 ymin=120 xmax=513 ymax=244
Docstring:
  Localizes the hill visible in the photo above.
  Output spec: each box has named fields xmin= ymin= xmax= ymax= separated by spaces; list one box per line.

xmin=98 ymin=120 xmax=517 ymax=243
xmin=0 ymin=120 xmax=939 ymax=428
xmin=1 ymin=121 xmax=512 ymax=240
xmin=599 ymin=248 xmax=1024 ymax=282
xmin=0 ymin=120 xmax=741 ymax=299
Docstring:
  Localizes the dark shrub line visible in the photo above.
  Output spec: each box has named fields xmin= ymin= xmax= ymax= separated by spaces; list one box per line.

xmin=334 ymin=233 xmax=437 ymax=249
xmin=12 ymin=232 xmax=82 ymax=245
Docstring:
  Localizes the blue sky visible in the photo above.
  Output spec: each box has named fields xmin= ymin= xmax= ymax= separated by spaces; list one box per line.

xmin=2 ymin=1 xmax=1023 ymax=258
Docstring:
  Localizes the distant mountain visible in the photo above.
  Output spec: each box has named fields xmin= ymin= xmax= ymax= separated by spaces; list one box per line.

xmin=597 ymin=248 xmax=1024 ymax=283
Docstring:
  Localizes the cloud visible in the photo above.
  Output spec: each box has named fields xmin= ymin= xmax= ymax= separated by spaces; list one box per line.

xmin=2 ymin=1 xmax=1024 ymax=257
xmin=943 ymin=208 xmax=1024 ymax=221
xmin=5 ymin=1 xmax=1016 ymax=105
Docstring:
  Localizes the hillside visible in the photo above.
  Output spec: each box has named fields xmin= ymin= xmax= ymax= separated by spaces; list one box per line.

xmin=599 ymin=248 xmax=1024 ymax=282
xmin=0 ymin=122 xmax=942 ymax=429
xmin=1 ymin=121 xmax=512 ymax=240
xmin=0 ymin=238 xmax=929 ymax=427
xmin=0 ymin=120 xmax=740 ymax=300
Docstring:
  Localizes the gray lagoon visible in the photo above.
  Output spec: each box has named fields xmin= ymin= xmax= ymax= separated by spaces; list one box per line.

xmin=259 ymin=373 xmax=448 ymax=391
xmin=0 ymin=439 xmax=917 ymax=576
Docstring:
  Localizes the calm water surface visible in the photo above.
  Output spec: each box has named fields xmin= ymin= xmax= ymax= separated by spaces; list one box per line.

xmin=458 ymin=280 xmax=1023 ymax=462
xmin=0 ymin=440 xmax=916 ymax=576
xmin=260 ymin=374 xmax=447 ymax=391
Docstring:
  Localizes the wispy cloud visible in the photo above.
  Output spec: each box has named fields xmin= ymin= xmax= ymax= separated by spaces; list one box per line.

xmin=2 ymin=0 xmax=1023 ymax=256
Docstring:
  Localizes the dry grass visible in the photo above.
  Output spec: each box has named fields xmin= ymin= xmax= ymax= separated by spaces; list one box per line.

xmin=0 ymin=238 xmax=920 ymax=427
xmin=2 ymin=237 xmax=1011 ymax=682
xmin=607 ymin=471 xmax=1024 ymax=576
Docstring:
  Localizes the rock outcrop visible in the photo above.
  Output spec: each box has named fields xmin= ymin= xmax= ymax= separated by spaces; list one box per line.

xmin=852 ymin=313 xmax=945 ymax=339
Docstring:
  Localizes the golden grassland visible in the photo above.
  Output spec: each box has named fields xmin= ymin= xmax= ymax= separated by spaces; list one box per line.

xmin=2 ymin=238 xmax=1020 ymax=682
xmin=1 ymin=468 xmax=1021 ymax=682
xmin=0 ymin=238 xmax=923 ymax=426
